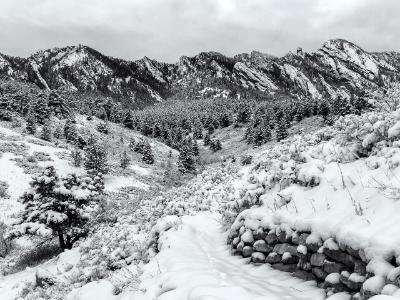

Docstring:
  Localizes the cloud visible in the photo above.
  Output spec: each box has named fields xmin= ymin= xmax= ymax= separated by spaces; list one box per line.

xmin=0 ymin=0 xmax=399 ymax=62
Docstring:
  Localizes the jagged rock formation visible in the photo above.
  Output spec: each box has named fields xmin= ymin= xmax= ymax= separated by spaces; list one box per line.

xmin=1 ymin=39 xmax=399 ymax=108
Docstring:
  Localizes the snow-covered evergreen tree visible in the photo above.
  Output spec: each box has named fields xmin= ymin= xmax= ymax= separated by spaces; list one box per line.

xmin=7 ymin=167 xmax=103 ymax=250
xmin=84 ymin=136 xmax=108 ymax=174
xmin=252 ymin=120 xmax=271 ymax=146
xmin=203 ymin=133 xmax=211 ymax=146
xmin=178 ymin=144 xmax=195 ymax=173
xmin=120 ymin=150 xmax=130 ymax=169
xmin=64 ymin=118 xmax=77 ymax=143
xmin=191 ymin=139 xmax=199 ymax=156
xmin=25 ymin=110 xmax=36 ymax=135
xmin=193 ymin=126 xmax=203 ymax=140
xmin=71 ymin=149 xmax=83 ymax=167
xmin=41 ymin=121 xmax=53 ymax=141
xmin=210 ymin=139 xmax=222 ymax=152
xmin=142 ymin=141 xmax=154 ymax=165
xmin=276 ymin=118 xmax=288 ymax=142
xmin=123 ymin=110 xmax=134 ymax=129
xmin=34 ymin=95 xmax=50 ymax=125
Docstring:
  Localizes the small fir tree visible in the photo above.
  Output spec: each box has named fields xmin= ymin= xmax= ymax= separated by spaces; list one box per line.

xmin=71 ymin=149 xmax=83 ymax=167
xmin=178 ymin=144 xmax=195 ymax=173
xmin=123 ymin=111 xmax=134 ymax=129
xmin=191 ymin=139 xmax=199 ymax=156
xmin=40 ymin=121 xmax=53 ymax=141
xmin=210 ymin=139 xmax=222 ymax=152
xmin=34 ymin=96 xmax=51 ymax=125
xmin=26 ymin=110 xmax=36 ymax=135
xmin=203 ymin=133 xmax=211 ymax=146
xmin=7 ymin=167 xmax=103 ymax=250
xmin=276 ymin=118 xmax=288 ymax=142
xmin=142 ymin=141 xmax=154 ymax=165
xmin=84 ymin=136 xmax=108 ymax=174
xmin=64 ymin=118 xmax=77 ymax=143
xmin=53 ymin=125 xmax=63 ymax=139
xmin=120 ymin=150 xmax=130 ymax=169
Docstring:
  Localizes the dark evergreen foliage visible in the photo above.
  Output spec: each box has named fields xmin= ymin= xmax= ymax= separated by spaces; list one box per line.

xmin=84 ymin=136 xmax=108 ymax=174
xmin=25 ymin=110 xmax=36 ymax=135
xmin=64 ymin=118 xmax=77 ymax=143
xmin=210 ymin=139 xmax=222 ymax=152
xmin=120 ymin=150 xmax=130 ymax=169
xmin=178 ymin=144 xmax=195 ymax=173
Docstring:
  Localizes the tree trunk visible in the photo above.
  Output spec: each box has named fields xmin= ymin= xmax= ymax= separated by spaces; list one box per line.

xmin=65 ymin=235 xmax=72 ymax=250
xmin=58 ymin=233 xmax=66 ymax=250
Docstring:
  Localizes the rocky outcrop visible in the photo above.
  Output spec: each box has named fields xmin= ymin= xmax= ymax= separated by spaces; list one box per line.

xmin=229 ymin=224 xmax=400 ymax=299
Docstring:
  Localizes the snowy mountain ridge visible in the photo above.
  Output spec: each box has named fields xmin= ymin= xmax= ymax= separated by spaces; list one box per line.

xmin=1 ymin=39 xmax=399 ymax=108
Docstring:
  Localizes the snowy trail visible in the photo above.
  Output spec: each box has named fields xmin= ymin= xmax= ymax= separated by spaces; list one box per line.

xmin=134 ymin=213 xmax=326 ymax=300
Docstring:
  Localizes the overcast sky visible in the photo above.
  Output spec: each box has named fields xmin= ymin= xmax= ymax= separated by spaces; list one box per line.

xmin=0 ymin=0 xmax=399 ymax=62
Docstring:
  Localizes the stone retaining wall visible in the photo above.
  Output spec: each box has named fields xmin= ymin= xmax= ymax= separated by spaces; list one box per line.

xmin=228 ymin=225 xmax=400 ymax=299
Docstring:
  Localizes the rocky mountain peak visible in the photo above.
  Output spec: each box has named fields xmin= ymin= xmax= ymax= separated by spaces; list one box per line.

xmin=0 ymin=39 xmax=399 ymax=108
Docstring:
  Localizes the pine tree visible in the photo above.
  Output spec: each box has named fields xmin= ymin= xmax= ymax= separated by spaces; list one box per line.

xmin=163 ymin=151 xmax=173 ymax=182
xmin=71 ymin=149 xmax=82 ymax=167
xmin=245 ymin=123 xmax=255 ymax=144
xmin=203 ymin=133 xmax=211 ymax=146
xmin=53 ymin=125 xmax=63 ymax=139
xmin=207 ymin=124 xmax=215 ymax=135
xmin=64 ymin=118 xmax=77 ymax=143
xmin=193 ymin=126 xmax=203 ymax=139
xmin=48 ymin=91 xmax=68 ymax=118
xmin=210 ymin=139 xmax=222 ymax=152
xmin=276 ymin=118 xmax=288 ymax=142
xmin=178 ymin=144 xmax=195 ymax=173
xmin=84 ymin=136 xmax=108 ymax=174
xmin=330 ymin=96 xmax=352 ymax=117
xmin=25 ymin=110 xmax=36 ymax=135
xmin=120 ymin=150 xmax=130 ymax=169
xmin=34 ymin=96 xmax=50 ymax=125
xmin=8 ymin=166 xmax=102 ymax=250
xmin=318 ymin=100 xmax=331 ymax=121
xmin=142 ymin=141 xmax=154 ymax=165
xmin=152 ymin=123 xmax=162 ymax=138
xmin=252 ymin=120 xmax=272 ymax=146
xmin=191 ymin=139 xmax=199 ymax=156
xmin=219 ymin=113 xmax=231 ymax=128
xmin=41 ymin=121 xmax=52 ymax=141
xmin=133 ymin=138 xmax=147 ymax=154
xmin=236 ymin=103 xmax=251 ymax=123
xmin=123 ymin=111 xmax=134 ymax=129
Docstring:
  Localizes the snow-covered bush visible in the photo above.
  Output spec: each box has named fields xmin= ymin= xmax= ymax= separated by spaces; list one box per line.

xmin=0 ymin=222 xmax=9 ymax=257
xmin=369 ymin=82 xmax=400 ymax=113
xmin=240 ymin=155 xmax=253 ymax=165
xmin=0 ymin=180 xmax=9 ymax=199
xmin=296 ymin=162 xmax=324 ymax=187
xmin=78 ymin=223 xmax=147 ymax=281
xmin=96 ymin=122 xmax=109 ymax=134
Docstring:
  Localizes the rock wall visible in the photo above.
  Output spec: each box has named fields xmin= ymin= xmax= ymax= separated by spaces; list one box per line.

xmin=228 ymin=225 xmax=400 ymax=299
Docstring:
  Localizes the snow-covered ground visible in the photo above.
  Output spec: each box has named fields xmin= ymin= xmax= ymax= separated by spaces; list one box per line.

xmin=3 ymin=101 xmax=400 ymax=299
xmin=67 ymin=213 xmax=325 ymax=300
xmin=0 ymin=119 xmax=172 ymax=224
xmin=0 ymin=248 xmax=81 ymax=300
